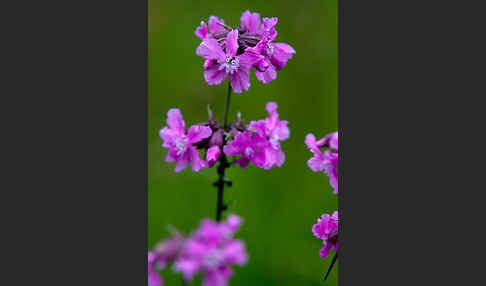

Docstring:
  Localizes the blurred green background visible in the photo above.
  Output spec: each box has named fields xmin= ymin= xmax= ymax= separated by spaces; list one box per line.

xmin=148 ymin=0 xmax=338 ymax=285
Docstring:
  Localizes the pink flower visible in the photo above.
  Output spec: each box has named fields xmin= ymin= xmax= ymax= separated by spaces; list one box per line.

xmin=195 ymin=11 xmax=295 ymax=91
xmin=174 ymin=214 xmax=248 ymax=286
xmin=197 ymin=30 xmax=263 ymax=93
xmin=148 ymin=251 xmax=163 ymax=286
xmin=223 ymin=131 xmax=268 ymax=168
xmin=249 ymin=102 xmax=289 ymax=169
xmin=305 ymin=131 xmax=338 ymax=194
xmin=195 ymin=16 xmax=226 ymax=40
xmin=246 ymin=17 xmax=296 ymax=84
xmin=159 ymin=109 xmax=212 ymax=172
xmin=312 ymin=211 xmax=338 ymax=259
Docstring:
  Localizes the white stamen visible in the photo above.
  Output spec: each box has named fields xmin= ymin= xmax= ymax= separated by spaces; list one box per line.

xmin=222 ymin=57 xmax=240 ymax=74
xmin=244 ymin=147 xmax=254 ymax=158
xmin=174 ymin=138 xmax=187 ymax=156
xmin=203 ymin=250 xmax=223 ymax=269
xmin=266 ymin=42 xmax=274 ymax=55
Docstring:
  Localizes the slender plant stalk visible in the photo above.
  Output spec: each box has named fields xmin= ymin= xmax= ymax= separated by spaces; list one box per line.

xmin=214 ymin=82 xmax=232 ymax=222
xmin=324 ymin=252 xmax=338 ymax=280
xmin=223 ymin=82 xmax=232 ymax=128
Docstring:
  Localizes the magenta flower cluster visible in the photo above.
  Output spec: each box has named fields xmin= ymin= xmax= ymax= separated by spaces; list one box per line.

xmin=159 ymin=102 xmax=289 ymax=172
xmin=148 ymin=215 xmax=247 ymax=286
xmin=312 ymin=211 xmax=339 ymax=259
xmin=174 ymin=214 xmax=248 ymax=286
xmin=196 ymin=10 xmax=296 ymax=93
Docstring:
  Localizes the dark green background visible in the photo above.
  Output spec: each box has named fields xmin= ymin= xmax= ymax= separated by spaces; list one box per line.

xmin=149 ymin=0 xmax=338 ymax=285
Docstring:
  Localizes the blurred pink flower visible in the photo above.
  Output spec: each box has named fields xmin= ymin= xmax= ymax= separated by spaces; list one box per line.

xmin=159 ymin=109 xmax=212 ymax=172
xmin=174 ymin=214 xmax=248 ymax=286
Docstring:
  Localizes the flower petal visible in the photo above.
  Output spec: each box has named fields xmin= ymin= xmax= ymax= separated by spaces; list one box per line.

xmin=238 ymin=52 xmax=264 ymax=70
xmin=203 ymin=269 xmax=229 ymax=286
xmin=229 ymin=68 xmax=250 ymax=93
xmin=148 ymin=269 xmax=163 ymax=286
xmin=206 ymin=146 xmax=221 ymax=168
xmin=187 ymin=125 xmax=212 ymax=144
xmin=195 ymin=21 xmax=207 ymax=40
xmin=197 ymin=38 xmax=226 ymax=61
xmin=225 ymin=30 xmax=239 ymax=58
xmin=262 ymin=17 xmax=278 ymax=41
xmin=307 ymin=155 xmax=326 ymax=172
xmin=233 ymin=156 xmax=250 ymax=168
xmin=240 ymin=10 xmax=261 ymax=33
xmin=255 ymin=64 xmax=277 ymax=84
xmin=305 ymin=133 xmax=319 ymax=153
xmin=174 ymin=151 xmax=191 ymax=172
xmin=204 ymin=65 xmax=228 ymax=86
xmin=270 ymin=42 xmax=295 ymax=70
xmin=190 ymin=146 xmax=208 ymax=172
xmin=251 ymin=150 xmax=266 ymax=168
xmin=319 ymin=245 xmax=331 ymax=259
xmin=222 ymin=240 xmax=248 ymax=265
xmin=208 ymin=16 xmax=224 ymax=34
xmin=166 ymin=109 xmax=186 ymax=133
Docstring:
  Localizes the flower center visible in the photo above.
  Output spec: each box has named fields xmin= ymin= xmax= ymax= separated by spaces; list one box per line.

xmin=203 ymin=249 xmax=223 ymax=269
xmin=270 ymin=133 xmax=280 ymax=149
xmin=221 ymin=57 xmax=239 ymax=74
xmin=244 ymin=147 xmax=254 ymax=158
xmin=174 ymin=137 xmax=188 ymax=156
xmin=266 ymin=42 xmax=274 ymax=55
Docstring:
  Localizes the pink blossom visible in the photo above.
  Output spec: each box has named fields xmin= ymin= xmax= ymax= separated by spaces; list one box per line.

xmin=223 ymin=131 xmax=268 ymax=168
xmin=174 ymin=214 xmax=248 ymax=286
xmin=195 ymin=11 xmax=295 ymax=91
xmin=195 ymin=16 xmax=226 ymax=40
xmin=249 ymin=102 xmax=289 ymax=169
xmin=305 ymin=131 xmax=338 ymax=194
xmin=159 ymin=109 xmax=212 ymax=172
xmin=197 ymin=30 xmax=263 ymax=93
xmin=312 ymin=211 xmax=339 ymax=259
xmin=246 ymin=17 xmax=296 ymax=84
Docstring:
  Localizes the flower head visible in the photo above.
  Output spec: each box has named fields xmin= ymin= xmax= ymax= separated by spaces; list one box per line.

xmin=245 ymin=17 xmax=296 ymax=84
xmin=195 ymin=10 xmax=295 ymax=91
xmin=197 ymin=30 xmax=263 ymax=93
xmin=223 ymin=131 xmax=268 ymax=168
xmin=174 ymin=214 xmax=248 ymax=286
xmin=305 ymin=131 xmax=338 ymax=194
xmin=312 ymin=211 xmax=339 ymax=259
xmin=249 ymin=102 xmax=289 ymax=169
xmin=159 ymin=109 xmax=213 ymax=172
